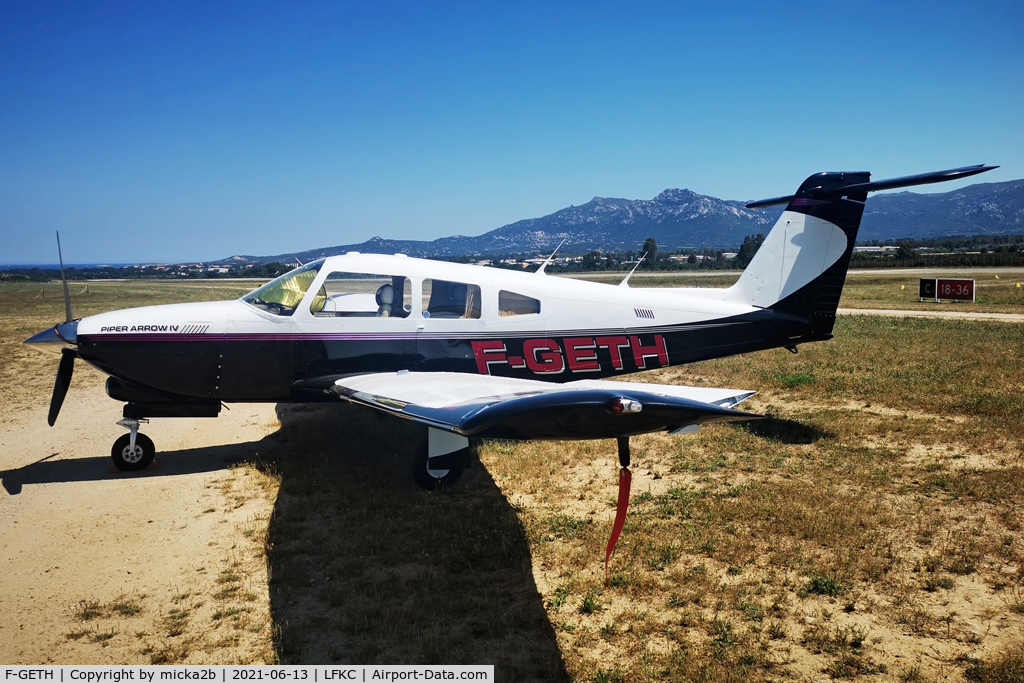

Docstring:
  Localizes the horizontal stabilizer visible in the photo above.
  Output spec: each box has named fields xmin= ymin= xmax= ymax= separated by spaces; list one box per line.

xmin=745 ymin=164 xmax=998 ymax=208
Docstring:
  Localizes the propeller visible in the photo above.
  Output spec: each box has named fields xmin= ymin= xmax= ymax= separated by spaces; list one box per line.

xmin=57 ymin=231 xmax=72 ymax=324
xmin=48 ymin=348 xmax=76 ymax=426
xmin=47 ymin=232 xmax=76 ymax=425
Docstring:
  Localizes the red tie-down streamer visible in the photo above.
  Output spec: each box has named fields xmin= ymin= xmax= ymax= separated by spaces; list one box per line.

xmin=605 ymin=437 xmax=633 ymax=586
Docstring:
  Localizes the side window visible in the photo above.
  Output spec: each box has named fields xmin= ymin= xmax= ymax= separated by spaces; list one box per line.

xmin=311 ymin=272 xmax=411 ymax=318
xmin=499 ymin=290 xmax=541 ymax=316
xmin=422 ymin=279 xmax=481 ymax=319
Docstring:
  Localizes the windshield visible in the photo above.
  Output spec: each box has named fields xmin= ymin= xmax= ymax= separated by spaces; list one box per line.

xmin=242 ymin=260 xmax=325 ymax=316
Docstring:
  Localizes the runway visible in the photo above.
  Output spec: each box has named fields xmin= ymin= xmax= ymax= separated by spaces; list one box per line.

xmin=837 ymin=308 xmax=1024 ymax=322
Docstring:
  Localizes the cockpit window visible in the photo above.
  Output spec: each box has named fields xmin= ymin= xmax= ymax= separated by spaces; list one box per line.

xmin=242 ymin=260 xmax=324 ymax=316
xmin=311 ymin=272 xmax=411 ymax=318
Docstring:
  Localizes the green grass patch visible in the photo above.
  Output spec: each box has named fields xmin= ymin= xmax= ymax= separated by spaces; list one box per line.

xmin=777 ymin=371 xmax=816 ymax=388
xmin=807 ymin=574 xmax=846 ymax=596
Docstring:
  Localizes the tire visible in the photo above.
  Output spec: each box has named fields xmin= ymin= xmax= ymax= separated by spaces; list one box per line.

xmin=111 ymin=433 xmax=156 ymax=471
xmin=412 ymin=444 xmax=464 ymax=490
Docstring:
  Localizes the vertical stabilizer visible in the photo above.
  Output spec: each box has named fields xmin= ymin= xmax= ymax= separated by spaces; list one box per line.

xmin=725 ymin=164 xmax=997 ymax=340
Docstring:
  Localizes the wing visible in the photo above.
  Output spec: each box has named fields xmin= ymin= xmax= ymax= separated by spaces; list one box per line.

xmin=332 ymin=372 xmax=761 ymax=440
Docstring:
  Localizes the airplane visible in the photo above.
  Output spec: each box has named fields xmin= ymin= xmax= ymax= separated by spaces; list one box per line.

xmin=25 ymin=164 xmax=995 ymax=578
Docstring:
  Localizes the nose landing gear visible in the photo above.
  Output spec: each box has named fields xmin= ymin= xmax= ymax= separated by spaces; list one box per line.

xmin=111 ymin=418 xmax=155 ymax=471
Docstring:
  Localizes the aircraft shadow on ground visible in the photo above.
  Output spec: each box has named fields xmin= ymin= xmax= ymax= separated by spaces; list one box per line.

xmin=0 ymin=441 xmax=261 ymax=495
xmin=738 ymin=414 xmax=834 ymax=444
xmin=260 ymin=402 xmax=568 ymax=679
xmin=1 ymin=405 xmax=568 ymax=677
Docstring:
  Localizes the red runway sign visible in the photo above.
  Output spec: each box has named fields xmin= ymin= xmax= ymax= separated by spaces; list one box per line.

xmin=936 ymin=278 xmax=975 ymax=301
xmin=919 ymin=278 xmax=975 ymax=302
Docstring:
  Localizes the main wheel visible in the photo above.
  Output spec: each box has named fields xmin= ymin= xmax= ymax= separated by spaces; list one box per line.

xmin=412 ymin=445 xmax=464 ymax=490
xmin=111 ymin=433 xmax=156 ymax=471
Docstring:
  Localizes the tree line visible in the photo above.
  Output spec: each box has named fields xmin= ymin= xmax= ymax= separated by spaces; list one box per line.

xmin=4 ymin=232 xmax=1023 ymax=282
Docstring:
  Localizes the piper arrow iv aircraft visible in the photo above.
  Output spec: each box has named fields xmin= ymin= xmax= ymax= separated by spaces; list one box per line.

xmin=26 ymin=164 xmax=995 ymax=563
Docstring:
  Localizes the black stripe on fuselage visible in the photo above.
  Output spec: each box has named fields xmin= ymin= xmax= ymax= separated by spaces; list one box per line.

xmin=78 ymin=307 xmax=817 ymax=403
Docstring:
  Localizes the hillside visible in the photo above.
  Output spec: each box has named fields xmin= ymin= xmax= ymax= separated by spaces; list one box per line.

xmin=221 ymin=179 xmax=1024 ymax=264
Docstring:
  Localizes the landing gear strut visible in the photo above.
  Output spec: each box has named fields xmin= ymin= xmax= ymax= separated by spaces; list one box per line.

xmin=111 ymin=418 xmax=155 ymax=471
xmin=413 ymin=429 xmax=474 ymax=490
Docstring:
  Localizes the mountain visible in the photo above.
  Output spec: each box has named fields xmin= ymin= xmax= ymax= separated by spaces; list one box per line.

xmin=859 ymin=179 xmax=1024 ymax=240
xmin=221 ymin=179 xmax=1024 ymax=264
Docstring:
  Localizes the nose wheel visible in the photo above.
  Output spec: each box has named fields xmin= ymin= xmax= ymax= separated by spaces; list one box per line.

xmin=112 ymin=418 xmax=155 ymax=471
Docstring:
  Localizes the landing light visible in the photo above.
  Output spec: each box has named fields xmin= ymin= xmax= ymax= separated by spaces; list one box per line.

xmin=610 ymin=397 xmax=643 ymax=414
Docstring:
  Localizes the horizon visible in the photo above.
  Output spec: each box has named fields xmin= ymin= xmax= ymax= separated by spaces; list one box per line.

xmin=4 ymin=174 xmax=1023 ymax=267
xmin=2 ymin=1 xmax=1021 ymax=263
xmin=4 ymin=195 xmax=1023 ymax=271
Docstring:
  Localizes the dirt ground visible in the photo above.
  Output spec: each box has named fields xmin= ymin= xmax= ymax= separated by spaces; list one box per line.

xmin=2 ymin=307 xmax=1022 ymax=677
xmin=0 ymin=366 xmax=281 ymax=664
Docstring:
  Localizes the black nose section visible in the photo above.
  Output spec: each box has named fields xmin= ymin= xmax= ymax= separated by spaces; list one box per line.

xmin=25 ymin=320 xmax=79 ymax=354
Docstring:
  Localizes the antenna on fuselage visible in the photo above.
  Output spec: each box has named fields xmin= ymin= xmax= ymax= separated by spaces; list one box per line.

xmin=535 ymin=239 xmax=566 ymax=275
xmin=618 ymin=252 xmax=647 ymax=288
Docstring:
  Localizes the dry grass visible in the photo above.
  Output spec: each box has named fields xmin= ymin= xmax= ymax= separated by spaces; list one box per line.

xmin=3 ymin=274 xmax=1023 ymax=678
xmin=963 ymin=650 xmax=1024 ymax=682
xmin=250 ymin=402 xmax=563 ymax=674
xmin=572 ymin=269 xmax=1024 ymax=314
xmin=70 ymin=593 xmax=145 ymax=622
xmin=836 ymin=271 xmax=1024 ymax=313
xmin=0 ymin=280 xmax=252 ymax=418
xmin=476 ymin=314 xmax=1024 ymax=681
xmin=57 ymin=465 xmax=280 ymax=664
xmin=254 ymin=314 xmax=1022 ymax=678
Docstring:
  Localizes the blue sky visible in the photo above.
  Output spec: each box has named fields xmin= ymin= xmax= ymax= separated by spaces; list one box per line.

xmin=2 ymin=0 xmax=1021 ymax=263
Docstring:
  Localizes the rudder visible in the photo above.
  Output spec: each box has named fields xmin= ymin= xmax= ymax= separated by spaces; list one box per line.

xmin=727 ymin=172 xmax=868 ymax=339
xmin=726 ymin=164 xmax=997 ymax=340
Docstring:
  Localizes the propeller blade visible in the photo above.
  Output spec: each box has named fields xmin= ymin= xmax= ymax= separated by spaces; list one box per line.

xmin=56 ymin=231 xmax=73 ymax=323
xmin=47 ymin=349 xmax=75 ymax=426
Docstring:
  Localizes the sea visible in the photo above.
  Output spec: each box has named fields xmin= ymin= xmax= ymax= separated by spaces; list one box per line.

xmin=0 ymin=263 xmax=138 ymax=271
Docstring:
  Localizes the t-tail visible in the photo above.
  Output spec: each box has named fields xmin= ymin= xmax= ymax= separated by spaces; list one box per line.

xmin=724 ymin=164 xmax=997 ymax=340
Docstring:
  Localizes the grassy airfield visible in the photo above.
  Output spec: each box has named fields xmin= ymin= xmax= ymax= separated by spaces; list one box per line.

xmin=570 ymin=271 xmax=1024 ymax=314
xmin=1 ymin=273 xmax=1023 ymax=680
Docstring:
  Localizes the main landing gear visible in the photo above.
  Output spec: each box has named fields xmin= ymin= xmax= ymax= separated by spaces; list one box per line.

xmin=111 ymin=418 xmax=155 ymax=471
xmin=411 ymin=428 xmax=636 ymax=585
xmin=413 ymin=429 xmax=475 ymax=490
